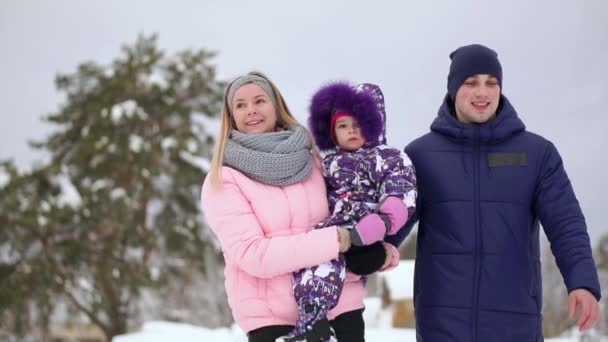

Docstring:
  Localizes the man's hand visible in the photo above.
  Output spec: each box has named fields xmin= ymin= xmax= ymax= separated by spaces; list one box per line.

xmin=568 ymin=288 xmax=600 ymax=331
xmin=381 ymin=242 xmax=393 ymax=269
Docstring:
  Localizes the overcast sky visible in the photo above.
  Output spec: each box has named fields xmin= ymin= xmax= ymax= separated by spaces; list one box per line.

xmin=1 ymin=0 xmax=607 ymax=242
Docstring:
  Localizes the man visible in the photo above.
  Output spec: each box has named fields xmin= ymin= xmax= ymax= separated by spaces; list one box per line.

xmin=387 ymin=44 xmax=601 ymax=341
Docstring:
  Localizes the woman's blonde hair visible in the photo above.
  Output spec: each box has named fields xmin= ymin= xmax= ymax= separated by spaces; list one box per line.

xmin=208 ymin=71 xmax=316 ymax=189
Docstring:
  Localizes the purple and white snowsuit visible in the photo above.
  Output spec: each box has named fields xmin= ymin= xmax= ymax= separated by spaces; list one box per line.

xmin=287 ymin=82 xmax=417 ymax=340
xmin=291 ymin=142 xmax=417 ymax=329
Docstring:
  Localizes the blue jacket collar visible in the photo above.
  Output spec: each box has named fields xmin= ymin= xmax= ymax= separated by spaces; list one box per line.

xmin=430 ymin=94 xmax=526 ymax=144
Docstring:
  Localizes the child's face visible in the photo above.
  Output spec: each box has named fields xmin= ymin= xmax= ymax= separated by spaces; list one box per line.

xmin=334 ymin=115 xmax=365 ymax=151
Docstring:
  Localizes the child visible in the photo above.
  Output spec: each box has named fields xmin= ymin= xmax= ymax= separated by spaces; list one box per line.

xmin=277 ymin=82 xmax=417 ymax=342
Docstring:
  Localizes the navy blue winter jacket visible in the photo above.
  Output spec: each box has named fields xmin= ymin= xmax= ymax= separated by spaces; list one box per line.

xmin=387 ymin=95 xmax=601 ymax=341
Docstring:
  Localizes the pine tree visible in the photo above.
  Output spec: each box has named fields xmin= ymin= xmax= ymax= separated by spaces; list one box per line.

xmin=0 ymin=34 xmax=228 ymax=341
xmin=1 ymin=161 xmax=68 ymax=341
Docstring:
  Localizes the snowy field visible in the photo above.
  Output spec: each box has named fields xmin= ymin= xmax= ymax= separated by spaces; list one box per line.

xmin=112 ymin=321 xmax=606 ymax=342
xmin=112 ymin=321 xmax=418 ymax=342
xmin=114 ymin=298 xmax=606 ymax=342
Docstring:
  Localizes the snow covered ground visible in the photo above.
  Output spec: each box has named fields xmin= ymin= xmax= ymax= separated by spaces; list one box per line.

xmin=112 ymin=321 xmax=606 ymax=342
xmin=114 ymin=298 xmax=606 ymax=342
xmin=112 ymin=321 xmax=419 ymax=342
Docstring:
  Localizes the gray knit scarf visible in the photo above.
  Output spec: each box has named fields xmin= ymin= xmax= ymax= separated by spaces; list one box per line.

xmin=223 ymin=125 xmax=313 ymax=186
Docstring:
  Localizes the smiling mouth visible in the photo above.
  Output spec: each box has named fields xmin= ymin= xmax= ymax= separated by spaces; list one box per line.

xmin=472 ymin=102 xmax=490 ymax=110
xmin=246 ymin=120 xmax=263 ymax=125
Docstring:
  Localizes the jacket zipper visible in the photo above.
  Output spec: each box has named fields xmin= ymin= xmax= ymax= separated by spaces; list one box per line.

xmin=472 ymin=126 xmax=481 ymax=342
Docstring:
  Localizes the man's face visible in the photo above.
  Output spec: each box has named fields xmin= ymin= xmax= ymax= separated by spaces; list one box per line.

xmin=454 ymin=74 xmax=501 ymax=124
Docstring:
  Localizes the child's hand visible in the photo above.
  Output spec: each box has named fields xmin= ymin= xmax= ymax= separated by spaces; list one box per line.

xmin=378 ymin=196 xmax=409 ymax=235
xmin=350 ymin=213 xmax=388 ymax=246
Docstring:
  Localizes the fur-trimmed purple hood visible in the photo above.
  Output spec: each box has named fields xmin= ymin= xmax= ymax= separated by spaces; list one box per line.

xmin=308 ymin=81 xmax=384 ymax=150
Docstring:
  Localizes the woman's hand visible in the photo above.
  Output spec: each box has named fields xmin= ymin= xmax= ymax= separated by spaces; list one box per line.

xmin=337 ymin=227 xmax=352 ymax=253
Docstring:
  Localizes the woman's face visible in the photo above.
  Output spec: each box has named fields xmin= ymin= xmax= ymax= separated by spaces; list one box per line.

xmin=231 ymin=83 xmax=277 ymax=134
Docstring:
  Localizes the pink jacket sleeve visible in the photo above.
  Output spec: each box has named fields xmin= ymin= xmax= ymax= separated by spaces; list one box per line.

xmin=201 ymin=170 xmax=340 ymax=279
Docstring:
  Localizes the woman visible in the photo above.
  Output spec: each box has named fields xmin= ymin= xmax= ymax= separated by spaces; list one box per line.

xmin=201 ymin=71 xmax=399 ymax=342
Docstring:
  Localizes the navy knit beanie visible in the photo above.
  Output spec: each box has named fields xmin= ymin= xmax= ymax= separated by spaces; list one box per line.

xmin=447 ymin=44 xmax=502 ymax=100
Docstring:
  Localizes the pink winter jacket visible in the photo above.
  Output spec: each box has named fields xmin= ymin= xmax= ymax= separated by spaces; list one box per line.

xmin=201 ymin=162 xmax=399 ymax=334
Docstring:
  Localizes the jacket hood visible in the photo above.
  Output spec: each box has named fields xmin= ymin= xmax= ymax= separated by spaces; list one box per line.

xmin=356 ymin=83 xmax=387 ymax=144
xmin=430 ymin=94 xmax=526 ymax=144
xmin=308 ymin=81 xmax=384 ymax=150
